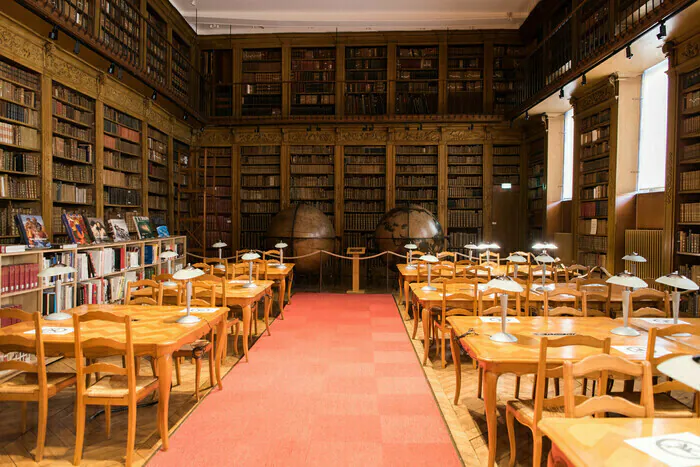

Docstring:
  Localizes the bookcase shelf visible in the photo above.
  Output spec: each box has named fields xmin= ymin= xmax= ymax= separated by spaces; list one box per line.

xmin=290 ymin=145 xmax=334 ymax=220
xmin=199 ymin=147 xmax=233 ymax=256
xmin=147 ymin=126 xmax=168 ymax=226
xmin=146 ymin=6 xmax=168 ymax=88
xmin=202 ymin=49 xmax=233 ymax=117
xmin=50 ymin=0 xmax=93 ymax=33
xmin=447 ymin=144 xmax=483 ymax=249
xmin=396 ymin=46 xmax=439 ymax=115
xmin=103 ymin=105 xmax=142 ymax=233
xmin=0 ymin=57 xmax=41 ymax=244
xmin=173 ymin=140 xmax=190 ymax=236
xmin=345 ymin=47 xmax=387 ymax=115
xmin=492 ymin=144 xmax=521 ymax=187
xmin=172 ymin=33 xmax=190 ymax=100
xmin=447 ymin=45 xmax=484 ymax=114
xmin=242 ymin=49 xmax=282 ymax=117
xmin=344 ymin=146 xmax=385 ymax=252
xmin=395 ymin=145 xmax=437 ymax=212
xmin=291 ymin=48 xmax=336 ymax=116
xmin=239 ymin=145 xmax=279 ymax=250
xmin=493 ymin=45 xmax=523 ymax=115
xmin=525 ymin=118 xmax=547 ymax=243
xmin=100 ymin=0 xmax=141 ymax=69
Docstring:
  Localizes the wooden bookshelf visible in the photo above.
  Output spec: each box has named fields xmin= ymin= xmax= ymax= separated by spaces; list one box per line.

xmin=492 ymin=143 xmax=521 ymax=187
xmin=241 ymin=48 xmax=282 ymax=117
xmin=579 ymin=0 xmax=610 ymax=62
xmin=0 ymin=57 xmax=41 ymax=245
xmin=447 ymin=144 xmax=483 ymax=249
xmin=395 ymin=145 xmax=438 ymax=213
xmin=172 ymin=139 xmax=190 ymax=235
xmin=103 ymin=105 xmax=142 ymax=233
xmin=202 ymin=147 xmax=233 ymax=256
xmin=201 ymin=49 xmax=233 ymax=117
xmin=395 ymin=46 xmax=439 ymax=115
xmin=345 ymin=47 xmax=387 ymax=116
xmin=492 ymin=44 xmax=523 ymax=115
xmin=525 ymin=119 xmax=547 ymax=243
xmin=291 ymin=48 xmax=336 ymax=116
xmin=447 ymin=45 xmax=484 ymax=114
xmin=344 ymin=146 xmax=386 ymax=250
xmin=145 ymin=5 xmax=168 ymax=88
xmin=147 ymin=126 xmax=168 ymax=226
xmin=99 ymin=0 xmax=141 ymax=68
xmin=51 ymin=81 xmax=96 ymax=242
xmin=50 ymin=0 xmax=93 ymax=33
xmin=239 ymin=145 xmax=280 ymax=250
xmin=172 ymin=32 xmax=190 ymax=100
xmin=290 ymin=145 xmax=334 ymax=221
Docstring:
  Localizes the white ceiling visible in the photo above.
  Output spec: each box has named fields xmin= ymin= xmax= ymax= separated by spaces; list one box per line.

xmin=169 ymin=0 xmax=540 ymax=35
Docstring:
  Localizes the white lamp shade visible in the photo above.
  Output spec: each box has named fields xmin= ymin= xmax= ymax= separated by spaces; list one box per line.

xmin=419 ymin=254 xmax=439 ymax=263
xmin=657 ymin=355 xmax=700 ymax=391
xmin=241 ymin=252 xmax=261 ymax=261
xmin=160 ymin=250 xmax=178 ymax=259
xmin=173 ymin=266 xmax=205 ymax=281
xmin=535 ymin=254 xmax=555 ymax=264
xmin=486 ymin=276 xmax=524 ymax=293
xmin=505 ymin=254 xmax=527 ymax=263
xmin=656 ymin=272 xmax=699 ymax=291
xmin=533 ymin=242 xmax=557 ymax=250
xmin=212 ymin=241 xmax=227 ymax=248
xmin=37 ymin=263 xmax=76 ymax=278
xmin=404 ymin=243 xmax=418 ymax=250
xmin=464 ymin=243 xmax=478 ymax=249
xmin=606 ymin=271 xmax=648 ymax=288
xmin=487 ymin=243 xmax=500 ymax=250
xmin=275 ymin=242 xmax=288 ymax=249
xmin=623 ymin=252 xmax=647 ymax=263
xmin=477 ymin=243 xmax=489 ymax=250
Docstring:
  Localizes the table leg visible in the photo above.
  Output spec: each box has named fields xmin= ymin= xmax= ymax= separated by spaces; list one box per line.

xmin=157 ymin=353 xmax=173 ymax=451
xmin=450 ymin=328 xmax=461 ymax=405
xmin=264 ymin=293 xmax=272 ymax=336
xmin=215 ymin=317 xmax=225 ymax=389
xmin=242 ymin=304 xmax=251 ymax=362
xmin=483 ymin=369 xmax=500 ymax=467
xmin=279 ymin=278 xmax=286 ymax=320
xmin=287 ymin=272 xmax=293 ymax=304
xmin=404 ymin=281 xmax=410 ymax=319
xmin=422 ymin=306 xmax=430 ymax=365
xmin=397 ymin=275 xmax=404 ymax=305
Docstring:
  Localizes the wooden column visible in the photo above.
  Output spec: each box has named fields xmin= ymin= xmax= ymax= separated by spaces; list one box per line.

xmin=336 ymin=44 xmax=345 ymax=118
xmin=438 ymin=128 xmax=448 ymax=231
xmin=334 ymin=140 xmax=344 ymax=240
xmin=282 ymin=43 xmax=291 ymax=117
xmin=95 ymin=101 xmax=105 ymax=219
xmin=484 ymin=40 xmax=494 ymax=114
xmin=387 ymin=42 xmax=397 ymax=116
xmin=483 ymin=132 xmax=493 ymax=240
xmin=40 ymin=74 xmax=53 ymax=238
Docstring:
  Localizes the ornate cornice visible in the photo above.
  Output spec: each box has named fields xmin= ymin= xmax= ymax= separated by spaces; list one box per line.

xmin=574 ymin=76 xmax=617 ymax=113
xmin=201 ymin=129 xmax=234 ymax=146
xmin=287 ymin=131 xmax=335 ymax=144
xmin=172 ymin=121 xmax=193 ymax=144
xmin=392 ymin=129 xmax=441 ymax=142
xmin=44 ymin=46 xmax=98 ymax=97
xmin=235 ymin=131 xmax=282 ymax=145
xmin=338 ymin=130 xmax=388 ymax=143
xmin=102 ymin=80 xmax=145 ymax=118
xmin=0 ymin=21 xmax=44 ymax=70
xmin=144 ymin=99 xmax=173 ymax=134
xmin=444 ymin=128 xmax=486 ymax=143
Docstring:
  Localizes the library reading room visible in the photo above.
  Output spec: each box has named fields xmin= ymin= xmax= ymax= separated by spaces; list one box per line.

xmin=0 ymin=0 xmax=699 ymax=465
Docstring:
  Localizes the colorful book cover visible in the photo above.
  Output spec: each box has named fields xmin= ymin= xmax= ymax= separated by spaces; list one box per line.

xmin=86 ymin=217 xmax=110 ymax=243
xmin=15 ymin=214 xmax=51 ymax=249
xmin=133 ymin=216 xmax=155 ymax=239
xmin=61 ymin=213 xmax=90 ymax=245
xmin=156 ymin=225 xmax=170 ymax=238
xmin=108 ymin=219 xmax=131 ymax=242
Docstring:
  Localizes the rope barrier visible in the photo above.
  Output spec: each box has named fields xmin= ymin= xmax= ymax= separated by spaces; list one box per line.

xmin=186 ymin=249 xmax=410 ymax=263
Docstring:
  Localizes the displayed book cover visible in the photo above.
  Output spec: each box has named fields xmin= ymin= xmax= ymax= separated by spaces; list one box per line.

xmin=156 ymin=225 xmax=170 ymax=238
xmin=108 ymin=219 xmax=131 ymax=242
xmin=86 ymin=217 xmax=110 ymax=243
xmin=61 ymin=213 xmax=90 ymax=245
xmin=133 ymin=216 xmax=155 ymax=239
xmin=15 ymin=214 xmax=51 ymax=249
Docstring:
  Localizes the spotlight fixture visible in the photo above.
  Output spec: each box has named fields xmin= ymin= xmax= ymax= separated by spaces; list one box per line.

xmin=48 ymin=25 xmax=58 ymax=40
xmin=117 ymin=67 xmax=123 ymax=79
xmin=199 ymin=126 xmax=204 ymax=132
xmin=183 ymin=113 xmax=188 ymax=121
xmin=657 ymin=21 xmax=667 ymax=39
xmin=405 ymin=125 xmax=409 ymax=131
xmin=73 ymin=39 xmax=80 ymax=55
xmin=581 ymin=74 xmax=587 ymax=85
xmin=559 ymin=88 xmax=565 ymax=99
xmin=469 ymin=124 xmax=474 ymax=131
xmin=418 ymin=123 xmax=423 ymax=131
xmin=625 ymin=45 xmax=633 ymax=59
xmin=316 ymin=125 xmax=321 ymax=131
xmin=255 ymin=126 xmax=260 ymax=133
xmin=151 ymin=89 xmax=157 ymax=100
xmin=525 ymin=111 xmax=529 ymax=120
xmin=307 ymin=125 xmax=312 ymax=132
xmin=108 ymin=62 xmax=115 ymax=74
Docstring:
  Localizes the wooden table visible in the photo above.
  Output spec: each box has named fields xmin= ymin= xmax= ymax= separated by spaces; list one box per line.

xmin=261 ymin=263 xmax=294 ymax=314
xmin=0 ymin=304 xmax=229 ymax=452
xmin=447 ymin=316 xmax=698 ymax=467
xmin=628 ymin=317 xmax=700 ymax=351
xmin=539 ymin=418 xmax=700 ymax=466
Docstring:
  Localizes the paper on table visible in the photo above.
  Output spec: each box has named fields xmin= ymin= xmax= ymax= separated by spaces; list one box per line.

xmin=612 ymin=345 xmax=671 ymax=359
xmin=480 ymin=317 xmax=520 ymax=323
xmin=179 ymin=307 xmax=218 ymax=314
xmin=625 ymin=432 xmax=700 ymax=467
xmin=639 ymin=318 xmax=689 ymax=325
xmin=229 ymin=280 xmax=251 ymax=285
xmin=24 ymin=327 xmax=73 ymax=335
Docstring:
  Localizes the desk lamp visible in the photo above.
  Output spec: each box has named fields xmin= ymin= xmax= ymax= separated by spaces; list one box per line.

xmin=173 ymin=265 xmax=205 ymax=324
xmin=505 ymin=254 xmax=527 ymax=278
xmin=485 ymin=276 xmax=524 ymax=343
xmin=465 ymin=243 xmax=478 ymax=262
xmin=607 ymin=271 xmax=647 ymax=336
xmin=419 ymin=254 xmax=439 ymax=291
xmin=241 ymin=252 xmax=260 ymax=288
xmin=274 ymin=242 xmax=288 ymax=269
xmin=405 ymin=243 xmax=418 ymax=270
xmin=656 ymin=271 xmax=699 ymax=337
xmin=37 ymin=263 xmax=77 ymax=321
xmin=211 ymin=241 xmax=227 ymax=270
xmin=622 ymin=252 xmax=646 ymax=276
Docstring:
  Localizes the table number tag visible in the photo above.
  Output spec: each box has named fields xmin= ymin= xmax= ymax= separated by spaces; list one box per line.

xmin=533 ymin=332 xmax=576 ymax=337
xmin=613 ymin=345 xmax=671 ymax=358
xmin=639 ymin=318 xmax=689 ymax=325
xmin=479 ymin=317 xmax=520 ymax=323
xmin=24 ymin=327 xmax=74 ymax=335
xmin=179 ymin=307 xmax=218 ymax=314
xmin=625 ymin=432 xmax=700 ymax=467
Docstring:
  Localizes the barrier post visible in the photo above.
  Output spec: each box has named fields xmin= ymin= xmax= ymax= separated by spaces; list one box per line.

xmin=346 ymin=247 xmax=366 ymax=294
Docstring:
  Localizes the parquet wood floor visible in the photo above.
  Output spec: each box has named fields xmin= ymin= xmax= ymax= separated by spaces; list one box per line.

xmin=0 ymin=315 xmax=273 ymax=467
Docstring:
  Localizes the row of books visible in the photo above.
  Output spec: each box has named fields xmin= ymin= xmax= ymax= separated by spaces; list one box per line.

xmin=105 ymin=120 xmax=140 ymax=142
xmin=579 ymin=234 xmax=608 ymax=252
xmin=1 ymin=263 xmax=39 ymax=293
xmin=494 ymin=165 xmax=520 ymax=175
xmin=0 ymin=150 xmax=39 ymax=174
xmin=291 ymin=165 xmax=333 ymax=176
xmin=104 ymin=169 xmax=140 ymax=189
xmin=53 ymin=162 xmax=93 ymax=184
xmin=682 ymin=141 xmax=700 ymax=162
xmin=0 ymin=60 xmax=39 ymax=88
xmin=0 ymin=123 xmax=40 ymax=149
xmin=345 ymin=187 xmax=384 ymax=200
xmin=683 ymin=89 xmax=700 ymax=112
xmin=679 ymin=169 xmax=700 ymax=191
xmin=582 ymin=185 xmax=608 ymax=199
xmin=447 ymin=176 xmax=482 ymax=187
xmin=345 ymin=200 xmax=384 ymax=212
xmin=104 ymin=186 xmax=140 ymax=205
xmin=578 ymin=252 xmax=607 ymax=268
xmin=148 ymin=163 xmax=167 ymax=179
xmin=581 ymin=125 xmax=610 ymax=144
xmin=53 ymin=136 xmax=93 ymax=162
xmin=449 ymin=165 xmax=482 ymax=175
xmin=55 ymin=183 xmax=92 ymax=204
xmin=240 ymin=189 xmax=280 ymax=200
xmin=0 ymin=80 xmax=38 ymax=108
xmin=345 ymin=176 xmax=383 ymax=188
xmin=241 ymin=175 xmax=279 ymax=187
xmin=42 ymin=287 xmax=73 ymax=316
xmin=53 ymin=119 xmax=92 ymax=142
xmin=493 ymin=175 xmax=519 ymax=184
xmin=528 ymin=187 xmax=544 ymax=200
xmin=448 ymin=210 xmax=482 ymax=227
xmin=292 ymin=175 xmax=332 ymax=186
xmin=582 ymin=171 xmax=609 ymax=185
xmin=582 ymin=140 xmax=609 ymax=160
xmin=293 ymin=94 xmax=335 ymax=105
xmin=448 ymin=196 xmax=482 ymax=208
xmin=241 ymin=214 xmax=275 ymax=231
xmin=580 ymin=200 xmax=608 ymax=217
xmin=104 ymin=135 xmax=140 ymax=156
xmin=105 ymin=151 xmax=140 ymax=172
xmin=448 ymin=231 xmax=479 ymax=249
xmin=52 ymin=86 xmax=94 ymax=112
xmin=582 ymin=157 xmax=609 ymax=172
xmin=148 ymin=197 xmax=167 ymax=210
xmin=345 ymin=165 xmax=384 ymax=175
xmin=395 ymin=94 xmax=437 ymax=114
xmin=344 ymin=213 xmax=383 ymax=231
xmin=581 ymin=109 xmax=611 ymax=132
xmin=345 ymin=94 xmax=387 ymax=115
xmin=683 ymin=115 xmax=700 ymax=135
xmin=205 ymin=214 xmax=233 ymax=231
xmin=677 ymin=230 xmax=700 ymax=254
xmin=680 ymin=202 xmax=700 ymax=223
xmin=396 ymin=188 xmax=437 ymax=198
xmin=0 ymin=206 xmax=31 ymax=237
xmin=149 ymin=180 xmax=168 ymax=195
xmin=104 ymin=106 xmax=140 ymax=132
xmin=0 ymin=175 xmax=39 ymax=199
xmin=397 ymin=175 xmax=437 ymax=186
xmin=290 ymin=187 xmax=333 ymax=200
xmin=579 ymin=218 xmax=608 ymax=236
xmin=0 ymin=101 xmax=39 ymax=126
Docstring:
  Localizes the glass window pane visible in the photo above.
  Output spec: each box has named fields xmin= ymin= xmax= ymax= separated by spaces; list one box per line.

xmin=638 ymin=59 xmax=668 ymax=192
xmin=562 ymin=108 xmax=574 ymax=200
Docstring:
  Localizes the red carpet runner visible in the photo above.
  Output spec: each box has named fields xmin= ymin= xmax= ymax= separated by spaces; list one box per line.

xmin=150 ymin=293 xmax=462 ymax=466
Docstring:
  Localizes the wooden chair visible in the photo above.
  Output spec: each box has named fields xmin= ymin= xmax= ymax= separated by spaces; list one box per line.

xmin=586 ymin=265 xmax=612 ymax=279
xmin=455 ymin=259 xmax=475 ymax=274
xmin=479 ymin=251 xmax=500 ymax=265
xmin=437 ymin=251 xmax=457 ymax=264
xmin=613 ymin=323 xmax=700 ymax=418
xmin=173 ymin=283 xmax=219 ymax=401
xmin=506 ymin=335 xmax=611 ymax=467
xmin=478 ymin=288 xmax=521 ymax=316
xmin=629 ymin=288 xmax=670 ymax=317
xmin=124 ymin=279 xmax=163 ymax=306
xmin=464 ymin=264 xmax=491 ymax=281
xmin=190 ymin=274 xmax=243 ymax=356
xmin=192 ymin=262 xmax=213 ymax=274
xmin=153 ymin=274 xmax=179 ymax=305
xmin=73 ymin=311 xmax=160 ymax=466
xmin=205 ymin=258 xmax=228 ymax=277
xmin=544 ymin=289 xmax=588 ymax=317
xmin=505 ymin=261 xmax=530 ymax=279
xmin=576 ymin=278 xmax=610 ymax=317
xmin=564 ymin=264 xmax=589 ymax=282
xmin=0 ymin=308 xmax=76 ymax=462
xmin=562 ymin=353 xmax=655 ymax=418
xmin=529 ymin=264 xmax=555 ymax=284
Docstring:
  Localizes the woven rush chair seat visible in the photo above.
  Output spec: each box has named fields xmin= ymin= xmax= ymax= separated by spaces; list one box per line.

xmin=85 ymin=375 xmax=159 ymax=399
xmin=506 ymin=399 xmax=567 ymax=424
xmin=609 ymin=390 xmax=695 ymax=417
xmin=176 ymin=339 xmax=211 ymax=354
xmin=0 ymin=372 xmax=76 ymax=396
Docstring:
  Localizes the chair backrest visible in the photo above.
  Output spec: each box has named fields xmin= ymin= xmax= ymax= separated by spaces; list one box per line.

xmin=438 ymin=281 xmax=474 ymax=325
xmin=253 ymin=259 xmax=269 ymax=280
xmin=544 ymin=288 xmax=587 ymax=317
xmin=531 ymin=336 xmax=610 ymax=423
xmin=647 ymin=324 xmax=700 ymax=408
xmin=576 ymin=278 xmax=610 ymax=315
xmin=177 ymin=283 xmax=216 ymax=306
xmin=455 ymin=259 xmax=475 ymax=272
xmin=505 ymin=261 xmax=529 ymax=278
xmin=629 ymin=288 xmax=669 ymax=316
xmin=262 ymin=250 xmax=280 ymax=260
xmin=478 ymin=288 xmax=521 ymax=316
xmin=192 ymin=262 xmax=213 ymax=274
xmin=124 ymin=279 xmax=162 ymax=306
xmin=464 ymin=265 xmax=491 ymax=281
xmin=565 ymin=264 xmax=590 ymax=282
xmin=586 ymin=266 xmax=612 ymax=279
xmin=563 ymin=354 xmax=654 ymax=418
xmin=0 ymin=308 xmax=46 ymax=390
xmin=417 ymin=263 xmax=453 ymax=282
xmin=73 ymin=311 xmax=135 ymax=397
xmin=529 ymin=264 xmax=555 ymax=283
xmin=479 ymin=251 xmax=500 ymax=265
xmin=205 ymin=258 xmax=228 ymax=277
xmin=229 ymin=261 xmax=260 ymax=281
xmin=153 ymin=273 xmax=173 ymax=282
xmin=511 ymin=251 xmax=533 ymax=264
xmin=437 ymin=251 xmax=456 ymax=263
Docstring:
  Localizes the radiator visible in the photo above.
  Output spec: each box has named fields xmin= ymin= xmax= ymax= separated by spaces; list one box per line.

xmin=624 ymin=229 xmax=663 ymax=284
